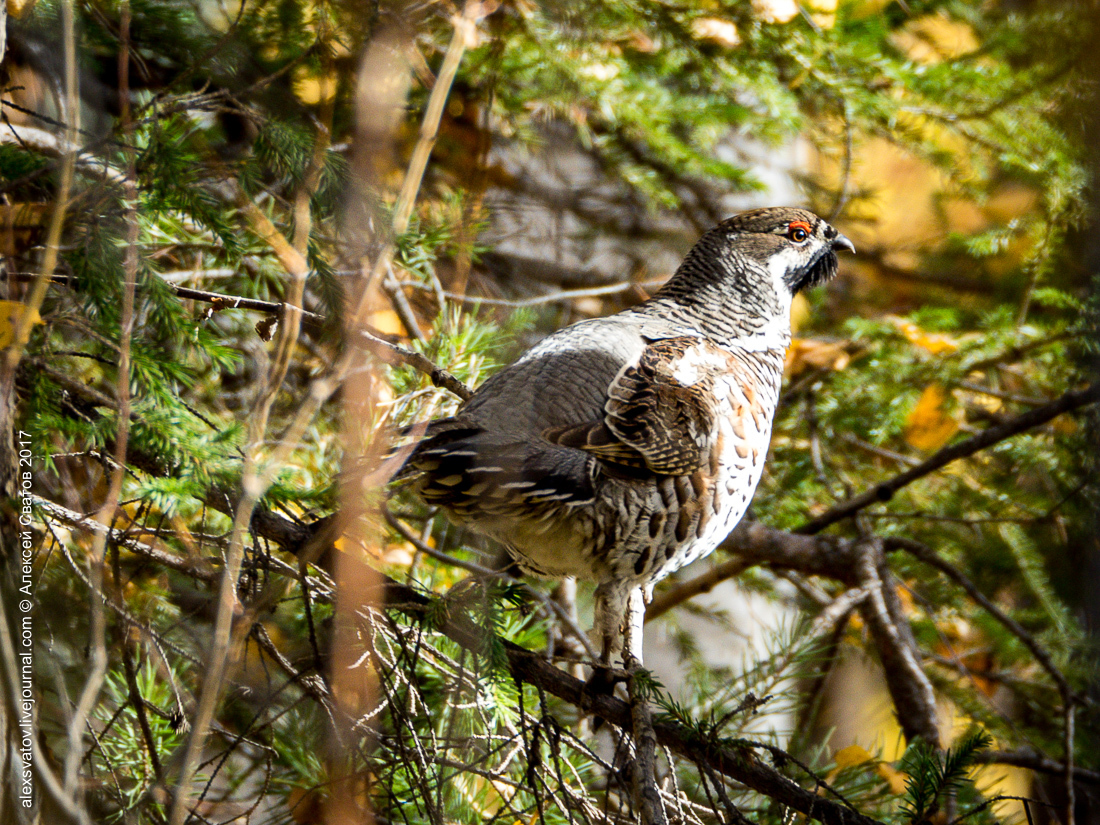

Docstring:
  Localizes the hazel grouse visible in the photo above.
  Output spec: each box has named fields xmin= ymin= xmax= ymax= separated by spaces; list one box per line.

xmin=403 ymin=207 xmax=854 ymax=666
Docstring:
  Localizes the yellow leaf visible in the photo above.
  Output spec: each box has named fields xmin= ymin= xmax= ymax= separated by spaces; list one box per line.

xmin=888 ymin=315 xmax=959 ymax=355
xmin=834 ymin=744 xmax=874 ymax=770
xmin=1052 ymin=414 xmax=1078 ymax=435
xmin=6 ymin=0 xmax=39 ymax=19
xmin=893 ymin=13 xmax=979 ymax=64
xmin=905 ymin=384 xmax=960 ymax=451
xmin=367 ymin=309 xmax=408 ymax=337
xmin=785 ymin=337 xmax=850 ymax=377
xmin=877 ymin=763 xmax=909 ymax=794
xmin=751 ymin=0 xmax=799 ymax=23
xmin=691 ymin=17 xmax=741 ymax=48
xmin=292 ymin=68 xmax=338 ymax=105
xmin=0 ymin=300 xmax=43 ymax=349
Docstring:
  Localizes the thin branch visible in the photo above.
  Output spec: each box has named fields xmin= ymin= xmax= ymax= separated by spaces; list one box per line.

xmin=384 ymin=266 xmax=427 ymax=343
xmin=168 ymin=102 xmax=328 ymax=825
xmin=350 ymin=0 xmax=487 ymax=325
xmin=797 ymin=381 xmax=1100 ymax=535
xmin=1064 ymin=705 xmax=1076 ymax=825
xmin=400 ymin=277 xmax=670 ymax=308
xmin=31 ymin=495 xmax=217 ymax=581
xmin=0 ymin=120 xmax=127 ymax=184
xmin=356 ymin=328 xmax=473 ymax=400
xmin=645 ymin=558 xmax=751 ymax=622
xmin=53 ymin=0 xmax=117 ymax=802
xmin=384 ymin=507 xmax=598 ymax=661
xmin=886 ymin=536 xmax=1078 ymax=703
xmin=974 ymin=750 xmax=1100 ymax=785
xmin=391 ymin=2 xmax=481 ymax=238
xmin=376 ymin=574 xmax=887 ymax=825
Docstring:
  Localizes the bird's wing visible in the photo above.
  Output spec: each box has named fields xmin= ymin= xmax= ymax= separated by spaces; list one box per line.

xmin=544 ymin=336 xmax=745 ymax=477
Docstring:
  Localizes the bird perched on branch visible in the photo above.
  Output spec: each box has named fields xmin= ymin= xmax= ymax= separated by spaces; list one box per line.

xmin=402 ymin=207 xmax=854 ymax=669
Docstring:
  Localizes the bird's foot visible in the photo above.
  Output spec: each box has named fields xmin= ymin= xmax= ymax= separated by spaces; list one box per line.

xmin=585 ymin=664 xmax=630 ymax=732
xmin=584 ymin=664 xmax=630 ymax=697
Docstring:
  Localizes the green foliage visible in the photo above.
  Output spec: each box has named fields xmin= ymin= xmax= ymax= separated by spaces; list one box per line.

xmin=5 ymin=0 xmax=1097 ymax=823
xmin=900 ymin=729 xmax=992 ymax=825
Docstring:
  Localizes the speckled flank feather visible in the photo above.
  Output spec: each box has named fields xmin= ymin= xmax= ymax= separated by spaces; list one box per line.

xmin=403 ymin=207 xmax=853 ymax=664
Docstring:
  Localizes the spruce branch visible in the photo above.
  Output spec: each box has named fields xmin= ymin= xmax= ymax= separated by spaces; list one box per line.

xmin=887 ymin=536 xmax=1082 ymax=705
xmin=796 ymin=381 xmax=1100 ymax=535
xmin=377 ymin=574 xmax=887 ymax=825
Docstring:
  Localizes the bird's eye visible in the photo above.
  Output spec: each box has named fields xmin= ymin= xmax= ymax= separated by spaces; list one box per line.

xmin=787 ymin=222 xmax=811 ymax=243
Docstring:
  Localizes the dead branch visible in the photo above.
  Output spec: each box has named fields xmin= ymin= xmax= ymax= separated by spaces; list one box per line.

xmin=400 ymin=277 xmax=670 ymax=308
xmin=975 ymin=750 xmax=1100 ymax=785
xmin=0 ymin=120 xmax=127 ymax=185
xmin=645 ymin=557 xmax=751 ymax=622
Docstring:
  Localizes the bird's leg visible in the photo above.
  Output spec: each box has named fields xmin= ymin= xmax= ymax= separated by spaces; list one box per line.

xmin=587 ymin=580 xmax=630 ymax=696
xmin=621 ymin=586 xmax=646 ymax=667
xmin=592 ymin=580 xmax=627 ymax=666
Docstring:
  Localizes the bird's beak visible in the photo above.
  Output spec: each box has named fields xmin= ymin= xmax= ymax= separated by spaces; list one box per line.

xmin=832 ymin=233 xmax=856 ymax=255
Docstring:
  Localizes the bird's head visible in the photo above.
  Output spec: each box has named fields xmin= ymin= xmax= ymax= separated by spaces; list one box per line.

xmin=660 ymin=207 xmax=854 ymax=311
xmin=651 ymin=207 xmax=854 ymax=346
xmin=711 ymin=206 xmax=855 ymax=295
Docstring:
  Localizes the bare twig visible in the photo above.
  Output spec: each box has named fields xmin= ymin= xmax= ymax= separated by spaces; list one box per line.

xmin=401 ymin=277 xmax=670 ymax=308
xmin=56 ymin=0 xmax=119 ymax=803
xmin=384 ymin=507 xmax=598 ymax=661
xmin=1065 ymin=705 xmax=1076 ymax=825
xmin=645 ymin=558 xmax=751 ymax=622
xmin=31 ymin=496 xmax=216 ymax=580
xmin=356 ymin=328 xmax=473 ymax=400
xmin=377 ymin=574 xmax=886 ymax=825
xmin=383 ymin=268 xmax=427 ymax=343
xmin=168 ymin=92 xmax=330 ymax=825
xmin=350 ymin=0 xmax=486 ymax=325
xmin=974 ymin=750 xmax=1100 ymax=785
xmin=0 ymin=121 xmax=127 ymax=184
xmin=797 ymin=382 xmax=1100 ymax=535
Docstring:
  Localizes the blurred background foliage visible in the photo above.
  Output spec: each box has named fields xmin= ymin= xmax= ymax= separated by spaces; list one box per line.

xmin=0 ymin=0 xmax=1098 ymax=823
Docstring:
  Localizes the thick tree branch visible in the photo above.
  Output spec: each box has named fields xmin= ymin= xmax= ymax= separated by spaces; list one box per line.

xmin=855 ymin=539 xmax=940 ymax=744
xmin=796 ymin=382 xmax=1100 ymax=535
xmin=647 ymin=522 xmax=860 ymax=622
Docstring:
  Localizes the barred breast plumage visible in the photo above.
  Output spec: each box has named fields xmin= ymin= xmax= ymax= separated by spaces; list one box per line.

xmin=404 ymin=206 xmax=854 ymax=666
